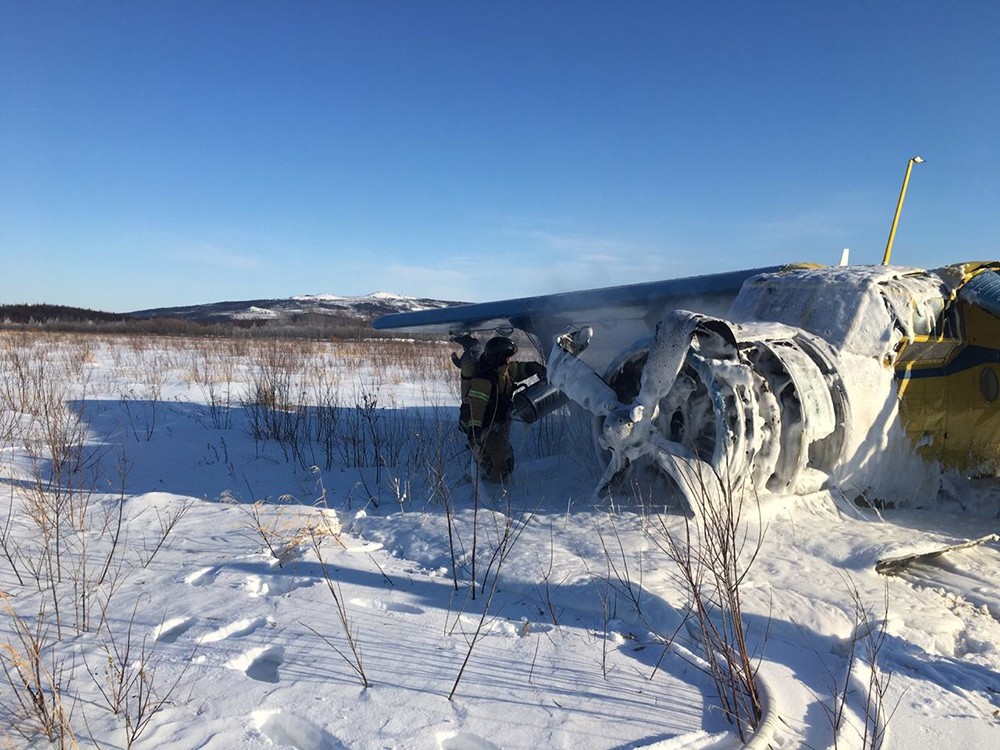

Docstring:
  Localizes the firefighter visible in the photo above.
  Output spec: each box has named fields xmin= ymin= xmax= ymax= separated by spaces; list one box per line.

xmin=459 ymin=336 xmax=546 ymax=483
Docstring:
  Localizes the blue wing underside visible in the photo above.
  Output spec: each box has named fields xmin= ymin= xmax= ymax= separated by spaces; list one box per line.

xmin=373 ymin=266 xmax=782 ymax=362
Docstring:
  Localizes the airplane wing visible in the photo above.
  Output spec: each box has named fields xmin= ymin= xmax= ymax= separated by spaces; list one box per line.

xmin=372 ymin=266 xmax=784 ymax=358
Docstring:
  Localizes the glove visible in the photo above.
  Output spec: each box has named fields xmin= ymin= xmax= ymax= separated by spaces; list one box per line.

xmin=452 ymin=334 xmax=482 ymax=358
xmin=527 ymin=362 xmax=547 ymax=381
xmin=452 ymin=333 xmax=477 ymax=350
xmin=467 ymin=427 xmax=484 ymax=447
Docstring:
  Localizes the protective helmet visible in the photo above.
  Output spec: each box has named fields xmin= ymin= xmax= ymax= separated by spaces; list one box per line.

xmin=483 ymin=336 xmax=517 ymax=366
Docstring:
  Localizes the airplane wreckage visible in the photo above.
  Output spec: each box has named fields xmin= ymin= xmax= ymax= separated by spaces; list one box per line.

xmin=374 ymin=260 xmax=1000 ymax=522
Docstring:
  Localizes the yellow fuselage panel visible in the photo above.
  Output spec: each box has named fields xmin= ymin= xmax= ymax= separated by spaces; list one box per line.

xmin=896 ymin=302 xmax=1000 ymax=474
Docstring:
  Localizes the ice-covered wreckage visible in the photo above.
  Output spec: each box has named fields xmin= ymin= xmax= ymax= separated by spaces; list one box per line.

xmin=374 ymin=262 xmax=1000 ymax=510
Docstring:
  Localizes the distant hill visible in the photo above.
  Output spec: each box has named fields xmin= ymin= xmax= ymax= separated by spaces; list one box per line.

xmin=129 ymin=292 xmax=464 ymax=325
xmin=0 ymin=303 xmax=131 ymax=325
xmin=0 ymin=293 xmax=464 ymax=338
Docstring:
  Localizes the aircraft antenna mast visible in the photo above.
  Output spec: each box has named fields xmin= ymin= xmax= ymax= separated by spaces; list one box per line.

xmin=882 ymin=155 xmax=925 ymax=265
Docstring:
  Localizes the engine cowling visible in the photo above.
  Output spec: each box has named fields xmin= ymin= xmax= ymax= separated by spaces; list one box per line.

xmin=543 ymin=265 xmax=956 ymax=511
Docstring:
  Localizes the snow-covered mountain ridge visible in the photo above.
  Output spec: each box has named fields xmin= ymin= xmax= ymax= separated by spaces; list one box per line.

xmin=130 ymin=291 xmax=464 ymax=324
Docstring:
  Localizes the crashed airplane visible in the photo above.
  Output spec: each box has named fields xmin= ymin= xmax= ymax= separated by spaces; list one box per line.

xmin=374 ymin=261 xmax=1000 ymax=511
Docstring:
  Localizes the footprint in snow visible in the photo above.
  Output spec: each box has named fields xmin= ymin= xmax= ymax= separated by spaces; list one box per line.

xmin=436 ymin=731 xmax=501 ymax=750
xmin=349 ymin=598 xmax=424 ymax=615
xmin=226 ymin=645 xmax=284 ymax=683
xmin=244 ymin=573 xmax=310 ymax=598
xmin=184 ymin=566 xmax=219 ymax=587
xmin=152 ymin=616 xmax=196 ymax=644
xmin=341 ymin=540 xmax=383 ymax=553
xmin=198 ymin=616 xmax=269 ymax=645
xmin=253 ymin=709 xmax=347 ymax=750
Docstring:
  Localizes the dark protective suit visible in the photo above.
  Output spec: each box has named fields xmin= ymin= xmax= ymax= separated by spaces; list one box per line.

xmin=461 ymin=358 xmax=545 ymax=483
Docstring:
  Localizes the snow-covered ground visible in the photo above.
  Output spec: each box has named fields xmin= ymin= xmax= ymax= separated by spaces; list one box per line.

xmin=1 ymin=333 xmax=999 ymax=749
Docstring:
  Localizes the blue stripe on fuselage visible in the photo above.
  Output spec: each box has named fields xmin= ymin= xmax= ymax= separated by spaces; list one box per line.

xmin=896 ymin=345 xmax=1000 ymax=380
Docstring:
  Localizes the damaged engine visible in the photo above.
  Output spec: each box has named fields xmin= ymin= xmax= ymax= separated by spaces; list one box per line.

xmin=536 ymin=265 xmax=958 ymax=510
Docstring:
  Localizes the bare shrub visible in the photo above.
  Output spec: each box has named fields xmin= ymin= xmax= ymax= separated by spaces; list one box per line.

xmin=140 ymin=499 xmax=193 ymax=569
xmin=86 ymin=597 xmax=192 ymax=749
xmin=310 ymin=364 xmax=343 ymax=471
xmin=449 ymin=496 xmax=531 ymax=700
xmin=241 ymin=498 xmax=320 ymax=567
xmin=823 ymin=581 xmax=899 ymax=750
xmin=189 ymin=340 xmax=238 ymax=429
xmin=241 ymin=340 xmax=312 ymax=463
xmin=306 ymin=524 xmax=369 ymax=688
xmin=0 ymin=599 xmax=77 ymax=749
xmin=119 ymin=347 xmax=170 ymax=441
xmin=646 ymin=462 xmax=765 ymax=741
xmin=8 ymin=349 xmax=104 ymax=638
xmin=590 ymin=512 xmax=648 ymax=678
xmin=239 ymin=471 xmax=340 ymax=567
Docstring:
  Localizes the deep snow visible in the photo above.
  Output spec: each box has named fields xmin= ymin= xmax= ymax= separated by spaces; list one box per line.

xmin=1 ymin=333 xmax=999 ymax=749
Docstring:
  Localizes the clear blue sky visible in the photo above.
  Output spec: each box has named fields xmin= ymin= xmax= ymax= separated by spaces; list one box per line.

xmin=2 ymin=1 xmax=998 ymax=312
